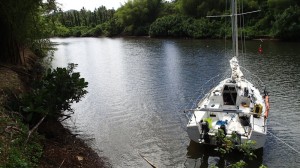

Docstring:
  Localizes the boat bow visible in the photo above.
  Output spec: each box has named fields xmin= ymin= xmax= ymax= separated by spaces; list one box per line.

xmin=230 ymin=56 xmax=244 ymax=82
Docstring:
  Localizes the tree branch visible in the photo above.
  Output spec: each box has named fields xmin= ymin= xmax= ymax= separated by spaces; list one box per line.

xmin=25 ymin=115 xmax=46 ymax=144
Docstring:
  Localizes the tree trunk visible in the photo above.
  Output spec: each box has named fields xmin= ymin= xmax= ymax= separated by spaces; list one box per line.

xmin=0 ymin=9 xmax=22 ymax=65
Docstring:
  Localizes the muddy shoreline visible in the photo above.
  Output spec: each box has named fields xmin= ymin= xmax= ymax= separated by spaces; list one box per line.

xmin=38 ymin=119 xmax=111 ymax=168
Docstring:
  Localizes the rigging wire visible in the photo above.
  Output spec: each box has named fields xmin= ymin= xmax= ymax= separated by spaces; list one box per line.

xmin=240 ymin=66 xmax=265 ymax=89
xmin=224 ymin=0 xmax=228 ymax=56
xmin=267 ymin=131 xmax=300 ymax=155
xmin=238 ymin=0 xmax=242 ymax=59
xmin=241 ymin=112 xmax=300 ymax=156
xmin=238 ymin=0 xmax=245 ymax=66
xmin=174 ymin=60 xmax=232 ymax=111
xmin=240 ymin=0 xmax=244 ymax=65
xmin=242 ymin=0 xmax=247 ymax=68
xmin=241 ymin=113 xmax=300 ymax=156
xmin=266 ymin=117 xmax=300 ymax=155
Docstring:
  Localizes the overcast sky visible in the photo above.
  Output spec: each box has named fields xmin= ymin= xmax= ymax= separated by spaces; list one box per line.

xmin=56 ymin=0 xmax=171 ymax=11
xmin=56 ymin=0 xmax=127 ymax=11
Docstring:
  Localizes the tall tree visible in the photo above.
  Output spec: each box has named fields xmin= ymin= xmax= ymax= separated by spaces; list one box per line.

xmin=0 ymin=0 xmax=55 ymax=64
xmin=115 ymin=0 xmax=163 ymax=34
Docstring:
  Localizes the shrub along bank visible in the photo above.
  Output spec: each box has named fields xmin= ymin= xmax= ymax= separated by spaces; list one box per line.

xmin=0 ymin=60 xmax=109 ymax=167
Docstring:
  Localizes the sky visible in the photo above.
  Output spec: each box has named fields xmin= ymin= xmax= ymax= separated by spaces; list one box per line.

xmin=56 ymin=0 xmax=127 ymax=11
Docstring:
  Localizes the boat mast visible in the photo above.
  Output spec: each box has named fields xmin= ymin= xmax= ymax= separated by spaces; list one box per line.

xmin=229 ymin=0 xmax=244 ymax=82
xmin=231 ymin=0 xmax=238 ymax=57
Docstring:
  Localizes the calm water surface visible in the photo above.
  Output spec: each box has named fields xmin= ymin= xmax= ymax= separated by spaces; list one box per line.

xmin=52 ymin=37 xmax=300 ymax=168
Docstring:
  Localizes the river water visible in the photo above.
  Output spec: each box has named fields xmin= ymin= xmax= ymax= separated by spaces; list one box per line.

xmin=51 ymin=37 xmax=300 ymax=168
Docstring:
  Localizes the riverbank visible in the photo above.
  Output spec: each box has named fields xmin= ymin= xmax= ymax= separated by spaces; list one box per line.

xmin=38 ymin=119 xmax=110 ymax=167
xmin=0 ymin=51 xmax=110 ymax=167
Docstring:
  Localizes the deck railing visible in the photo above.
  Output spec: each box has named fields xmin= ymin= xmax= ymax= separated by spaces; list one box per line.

xmin=240 ymin=66 xmax=266 ymax=92
xmin=191 ymin=70 xmax=231 ymax=110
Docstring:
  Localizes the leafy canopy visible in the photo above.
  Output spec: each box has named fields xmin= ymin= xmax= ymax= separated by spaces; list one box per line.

xmin=21 ymin=63 xmax=88 ymax=122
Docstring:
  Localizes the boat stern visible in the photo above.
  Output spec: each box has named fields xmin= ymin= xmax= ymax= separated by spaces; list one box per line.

xmin=187 ymin=124 xmax=201 ymax=143
xmin=248 ymin=130 xmax=267 ymax=149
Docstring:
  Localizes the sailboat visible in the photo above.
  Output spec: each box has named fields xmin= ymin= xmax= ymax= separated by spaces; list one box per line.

xmin=185 ymin=0 xmax=270 ymax=149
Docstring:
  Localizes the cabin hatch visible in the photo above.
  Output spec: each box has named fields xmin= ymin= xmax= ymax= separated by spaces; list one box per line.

xmin=223 ymin=85 xmax=237 ymax=105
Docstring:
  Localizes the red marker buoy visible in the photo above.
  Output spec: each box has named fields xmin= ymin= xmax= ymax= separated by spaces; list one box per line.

xmin=258 ymin=44 xmax=263 ymax=54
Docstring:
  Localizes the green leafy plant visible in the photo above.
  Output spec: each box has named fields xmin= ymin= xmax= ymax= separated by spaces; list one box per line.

xmin=21 ymin=63 xmax=88 ymax=122
xmin=271 ymin=6 xmax=300 ymax=40
xmin=227 ymin=160 xmax=246 ymax=168
xmin=237 ymin=140 xmax=257 ymax=160
xmin=213 ymin=130 xmax=262 ymax=168
xmin=215 ymin=129 xmax=234 ymax=156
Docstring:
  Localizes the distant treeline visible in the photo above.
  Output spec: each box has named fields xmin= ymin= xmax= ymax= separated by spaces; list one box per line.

xmin=49 ymin=0 xmax=300 ymax=40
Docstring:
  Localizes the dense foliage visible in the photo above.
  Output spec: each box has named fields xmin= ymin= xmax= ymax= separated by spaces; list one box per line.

xmin=149 ymin=15 xmax=226 ymax=38
xmin=21 ymin=63 xmax=88 ymax=123
xmin=51 ymin=6 xmax=116 ymax=37
xmin=114 ymin=0 xmax=162 ymax=35
xmin=271 ymin=5 xmax=300 ymax=40
xmin=0 ymin=0 xmax=57 ymax=64
xmin=49 ymin=0 xmax=300 ymax=40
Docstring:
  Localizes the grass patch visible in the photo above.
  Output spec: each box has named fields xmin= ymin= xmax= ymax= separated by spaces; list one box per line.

xmin=0 ymin=107 xmax=43 ymax=168
xmin=0 ymin=67 xmax=43 ymax=168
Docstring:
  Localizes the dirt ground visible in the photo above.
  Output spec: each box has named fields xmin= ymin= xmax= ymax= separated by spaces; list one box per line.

xmin=38 ymin=120 xmax=110 ymax=168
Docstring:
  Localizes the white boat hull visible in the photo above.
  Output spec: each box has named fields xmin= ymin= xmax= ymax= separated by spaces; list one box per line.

xmin=186 ymin=73 xmax=269 ymax=149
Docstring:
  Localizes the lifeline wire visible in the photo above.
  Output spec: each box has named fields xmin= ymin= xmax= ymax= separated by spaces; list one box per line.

xmin=267 ymin=131 xmax=300 ymax=155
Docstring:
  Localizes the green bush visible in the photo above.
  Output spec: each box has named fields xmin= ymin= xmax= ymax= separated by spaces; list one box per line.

xmin=21 ymin=63 xmax=88 ymax=123
xmin=53 ymin=25 xmax=71 ymax=37
xmin=186 ymin=18 xmax=216 ymax=38
xmin=271 ymin=6 xmax=300 ymax=40
xmin=149 ymin=15 xmax=223 ymax=38
xmin=82 ymin=25 xmax=103 ymax=37
xmin=134 ymin=25 xmax=150 ymax=36
xmin=149 ymin=15 xmax=190 ymax=37
xmin=101 ymin=19 xmax=123 ymax=37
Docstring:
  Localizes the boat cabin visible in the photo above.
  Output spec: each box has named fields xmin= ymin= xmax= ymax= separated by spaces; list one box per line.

xmin=222 ymin=84 xmax=237 ymax=105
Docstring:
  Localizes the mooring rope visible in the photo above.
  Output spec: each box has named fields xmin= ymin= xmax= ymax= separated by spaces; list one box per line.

xmin=267 ymin=131 xmax=300 ymax=155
